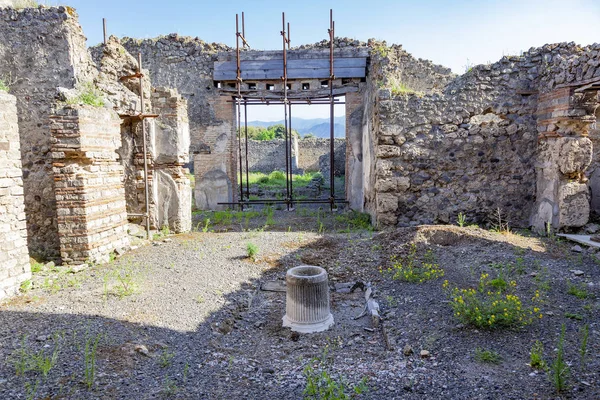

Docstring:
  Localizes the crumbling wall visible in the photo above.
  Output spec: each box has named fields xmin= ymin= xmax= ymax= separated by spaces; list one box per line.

xmin=0 ymin=6 xmax=97 ymax=260
xmin=50 ymin=105 xmax=129 ymax=264
xmin=94 ymin=37 xmax=191 ymax=233
xmin=369 ymin=42 xmax=600 ymax=229
xmin=0 ymin=92 xmax=30 ymax=299
xmin=243 ymin=138 xmax=345 ymax=174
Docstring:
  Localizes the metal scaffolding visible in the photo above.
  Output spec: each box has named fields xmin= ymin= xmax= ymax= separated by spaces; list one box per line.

xmin=220 ymin=10 xmax=347 ymax=211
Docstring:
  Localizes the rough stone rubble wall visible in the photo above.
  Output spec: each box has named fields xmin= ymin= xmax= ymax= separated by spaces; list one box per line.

xmin=0 ymin=6 xmax=97 ymax=260
xmin=0 ymin=92 xmax=30 ymax=299
xmin=369 ymin=42 xmax=600 ymax=229
xmin=50 ymin=106 xmax=129 ymax=264
xmin=243 ymin=138 xmax=346 ymax=174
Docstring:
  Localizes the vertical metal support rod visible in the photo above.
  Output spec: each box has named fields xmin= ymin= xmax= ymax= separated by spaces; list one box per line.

xmin=282 ymin=12 xmax=290 ymax=210
xmin=289 ymin=102 xmax=294 ymax=208
xmin=137 ymin=53 xmax=151 ymax=240
xmin=235 ymin=14 xmax=244 ymax=211
xmin=103 ymin=18 xmax=107 ymax=45
xmin=242 ymin=12 xmax=246 ymax=39
xmin=244 ymin=101 xmax=250 ymax=200
xmin=328 ymin=10 xmax=335 ymax=211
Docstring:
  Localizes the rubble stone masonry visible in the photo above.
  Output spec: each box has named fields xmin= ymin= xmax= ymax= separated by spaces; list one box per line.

xmin=0 ymin=92 xmax=30 ymax=299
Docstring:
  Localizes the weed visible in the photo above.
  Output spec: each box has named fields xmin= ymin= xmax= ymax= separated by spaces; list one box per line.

xmin=162 ymin=375 xmax=179 ymax=396
xmin=389 ymin=76 xmax=422 ymax=97
xmin=13 ymin=0 xmax=39 ymax=9
xmin=11 ymin=335 xmax=60 ymax=378
xmin=84 ymin=333 xmax=101 ymax=390
xmin=335 ymin=211 xmax=372 ymax=232
xmin=303 ymin=352 xmax=368 ymax=399
xmin=196 ymin=295 xmax=205 ymax=304
xmin=579 ymin=324 xmax=589 ymax=370
xmin=444 ymin=274 xmax=543 ymax=329
xmin=565 ymin=312 xmax=583 ymax=320
xmin=548 ymin=324 xmax=569 ymax=393
xmin=159 ymin=349 xmax=175 ymax=368
xmin=530 ymin=340 xmax=545 ymax=370
xmin=474 ymin=348 xmax=502 ymax=364
xmin=65 ymin=82 xmax=105 ymax=107
xmin=567 ymin=282 xmax=589 ymax=300
xmin=30 ymin=259 xmax=44 ymax=273
xmin=202 ymin=218 xmax=211 ymax=233
xmin=161 ymin=225 xmax=171 ymax=236
xmin=108 ymin=251 xmax=117 ymax=263
xmin=41 ymin=277 xmax=61 ymax=293
xmin=457 ymin=212 xmax=467 ymax=227
xmin=383 ymin=244 xmax=444 ymax=283
xmin=247 ymin=242 xmax=258 ymax=259
xmin=0 ymin=79 xmax=8 ymax=92
xmin=534 ymin=267 xmax=551 ymax=293
xmin=20 ymin=279 xmax=33 ymax=293
xmin=490 ymin=207 xmax=510 ymax=234
xmin=24 ymin=379 xmax=40 ymax=400
xmin=113 ymin=266 xmax=137 ymax=298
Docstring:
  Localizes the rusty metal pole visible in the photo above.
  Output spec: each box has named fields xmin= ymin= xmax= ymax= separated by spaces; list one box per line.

xmin=138 ymin=52 xmax=151 ymax=240
xmin=328 ymin=10 xmax=335 ymax=211
xmin=236 ymin=14 xmax=244 ymax=210
xmin=103 ymin=18 xmax=107 ymax=45
xmin=282 ymin=12 xmax=291 ymax=210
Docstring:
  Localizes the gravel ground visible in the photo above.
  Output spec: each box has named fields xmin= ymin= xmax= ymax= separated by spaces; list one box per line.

xmin=0 ymin=211 xmax=599 ymax=399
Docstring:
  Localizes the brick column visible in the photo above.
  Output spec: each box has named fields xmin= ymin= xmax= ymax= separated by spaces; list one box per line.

xmin=50 ymin=106 xmax=129 ymax=264
xmin=0 ymin=92 xmax=30 ymax=299
xmin=531 ymin=88 xmax=598 ymax=232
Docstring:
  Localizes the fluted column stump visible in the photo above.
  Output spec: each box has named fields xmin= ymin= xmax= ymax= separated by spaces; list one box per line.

xmin=283 ymin=265 xmax=334 ymax=333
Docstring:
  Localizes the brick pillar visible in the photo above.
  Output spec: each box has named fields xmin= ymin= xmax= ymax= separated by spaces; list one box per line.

xmin=531 ymin=87 xmax=598 ymax=232
xmin=50 ymin=106 xmax=129 ymax=264
xmin=0 ymin=92 xmax=30 ymax=299
xmin=345 ymin=90 xmax=365 ymax=210
xmin=150 ymin=87 xmax=192 ymax=232
xmin=194 ymin=95 xmax=237 ymax=210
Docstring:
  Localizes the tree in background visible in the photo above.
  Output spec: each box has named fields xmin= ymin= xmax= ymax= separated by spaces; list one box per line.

xmin=238 ymin=124 xmax=299 ymax=140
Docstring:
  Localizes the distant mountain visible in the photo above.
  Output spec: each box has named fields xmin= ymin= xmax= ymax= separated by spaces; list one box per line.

xmin=247 ymin=116 xmax=346 ymax=138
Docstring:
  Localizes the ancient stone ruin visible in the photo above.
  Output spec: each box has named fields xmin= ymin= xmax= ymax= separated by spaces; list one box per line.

xmin=0 ymin=4 xmax=599 ymax=299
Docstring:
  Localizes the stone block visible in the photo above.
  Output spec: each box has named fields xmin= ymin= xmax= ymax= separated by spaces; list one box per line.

xmin=558 ymin=137 xmax=592 ymax=175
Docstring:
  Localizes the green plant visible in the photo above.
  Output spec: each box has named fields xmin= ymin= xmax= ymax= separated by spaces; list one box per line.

xmin=580 ymin=324 xmax=589 ymax=370
xmin=303 ymin=355 xmax=368 ymax=399
xmin=30 ymin=259 xmax=44 ymax=273
xmin=202 ymin=218 xmax=211 ymax=232
xmin=565 ymin=312 xmax=583 ymax=320
xmin=444 ymin=274 xmax=542 ymax=329
xmin=113 ymin=267 xmax=137 ymax=298
xmin=24 ymin=379 xmax=40 ymax=400
xmin=0 ymin=79 xmax=9 ymax=92
xmin=66 ymin=82 xmax=105 ymax=107
xmin=20 ymin=279 xmax=33 ymax=293
xmin=162 ymin=375 xmax=179 ymax=396
xmin=474 ymin=348 xmax=501 ymax=364
xmin=530 ymin=340 xmax=545 ymax=370
xmin=567 ymin=282 xmax=589 ymax=299
xmin=159 ymin=349 xmax=175 ymax=368
xmin=548 ymin=324 xmax=569 ymax=393
xmin=491 ymin=207 xmax=510 ymax=234
xmin=383 ymin=244 xmax=444 ymax=283
xmin=246 ymin=242 xmax=258 ymax=259
xmin=457 ymin=212 xmax=467 ymax=227
xmin=11 ymin=335 xmax=60 ymax=378
xmin=84 ymin=333 xmax=101 ymax=390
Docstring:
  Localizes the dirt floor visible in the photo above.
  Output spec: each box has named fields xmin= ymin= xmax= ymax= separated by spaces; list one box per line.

xmin=0 ymin=209 xmax=599 ymax=399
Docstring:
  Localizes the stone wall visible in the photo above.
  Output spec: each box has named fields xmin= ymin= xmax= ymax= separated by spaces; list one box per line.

xmin=50 ymin=106 xmax=129 ymax=264
xmin=243 ymin=138 xmax=345 ymax=174
xmin=0 ymin=6 xmax=97 ymax=260
xmin=0 ymin=92 xmax=30 ymax=299
xmin=369 ymin=42 xmax=600 ymax=229
xmin=150 ymin=87 xmax=191 ymax=232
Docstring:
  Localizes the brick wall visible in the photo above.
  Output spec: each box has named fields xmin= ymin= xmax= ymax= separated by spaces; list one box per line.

xmin=50 ymin=106 xmax=129 ymax=264
xmin=0 ymin=92 xmax=30 ymax=299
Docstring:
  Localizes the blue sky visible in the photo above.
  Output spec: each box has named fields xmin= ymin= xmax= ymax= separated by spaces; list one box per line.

xmin=60 ymin=0 xmax=600 ymax=120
